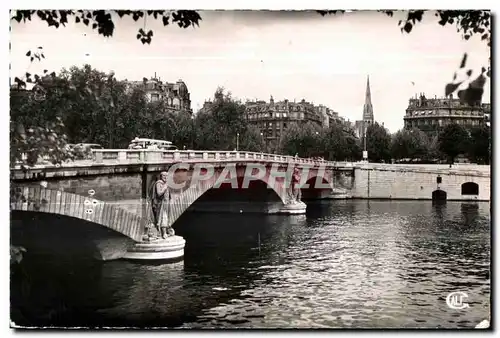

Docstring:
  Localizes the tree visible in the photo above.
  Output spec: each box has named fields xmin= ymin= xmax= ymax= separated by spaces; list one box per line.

xmin=11 ymin=10 xmax=201 ymax=45
xmin=467 ymin=125 xmax=490 ymax=164
xmin=10 ymin=10 xmax=202 ymax=167
xmin=318 ymin=10 xmax=491 ymax=107
xmin=278 ymin=122 xmax=323 ymax=157
xmin=391 ymin=128 xmax=430 ymax=161
xmin=365 ymin=123 xmax=391 ymax=163
xmin=323 ymin=122 xmax=361 ymax=161
xmin=59 ymin=65 xmax=129 ymax=148
xmin=427 ymin=134 xmax=442 ymax=161
xmin=193 ymin=87 xmax=263 ymax=151
xmin=438 ymin=123 xmax=470 ymax=163
xmin=238 ymin=125 xmax=265 ymax=152
xmin=10 ymin=72 xmax=75 ymax=166
xmin=10 ymin=65 xmax=136 ymax=166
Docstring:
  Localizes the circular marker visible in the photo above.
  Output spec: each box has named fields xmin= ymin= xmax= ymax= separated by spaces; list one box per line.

xmin=240 ymin=210 xmax=243 ymax=213
xmin=85 ymin=209 xmax=93 ymax=214
xmin=88 ymin=189 xmax=95 ymax=196
xmin=92 ymin=199 xmax=98 ymax=205
xmin=84 ymin=200 xmax=91 ymax=205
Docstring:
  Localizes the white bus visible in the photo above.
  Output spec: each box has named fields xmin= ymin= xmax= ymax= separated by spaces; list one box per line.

xmin=127 ymin=138 xmax=178 ymax=150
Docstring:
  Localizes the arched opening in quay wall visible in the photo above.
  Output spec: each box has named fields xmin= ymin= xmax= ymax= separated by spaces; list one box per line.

xmin=432 ymin=189 xmax=447 ymax=202
xmin=461 ymin=182 xmax=479 ymax=196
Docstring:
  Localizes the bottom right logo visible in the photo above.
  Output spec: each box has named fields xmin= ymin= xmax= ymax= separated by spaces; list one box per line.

xmin=446 ymin=291 xmax=469 ymax=310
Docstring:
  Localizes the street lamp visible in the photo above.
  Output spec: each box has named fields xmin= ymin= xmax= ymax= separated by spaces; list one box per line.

xmin=362 ymin=122 xmax=368 ymax=162
xmin=236 ymin=132 xmax=240 ymax=151
xmin=260 ymin=132 xmax=266 ymax=153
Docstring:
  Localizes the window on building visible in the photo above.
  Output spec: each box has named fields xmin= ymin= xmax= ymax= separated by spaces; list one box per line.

xmin=283 ymin=122 xmax=287 ymax=129
xmin=151 ymin=93 xmax=159 ymax=102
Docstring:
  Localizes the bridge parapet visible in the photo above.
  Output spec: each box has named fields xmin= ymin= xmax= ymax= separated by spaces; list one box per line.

xmin=91 ymin=149 xmax=351 ymax=168
xmin=11 ymin=149 xmax=356 ymax=172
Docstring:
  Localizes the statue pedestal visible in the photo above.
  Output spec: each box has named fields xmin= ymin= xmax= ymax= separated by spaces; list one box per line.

xmin=277 ymin=201 xmax=307 ymax=214
xmin=122 ymin=235 xmax=186 ymax=261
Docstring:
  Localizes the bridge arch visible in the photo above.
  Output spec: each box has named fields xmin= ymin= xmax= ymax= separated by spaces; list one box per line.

xmin=299 ymin=174 xmax=336 ymax=200
xmin=10 ymin=186 xmax=144 ymax=241
xmin=461 ymin=182 xmax=479 ymax=195
xmin=167 ymin=170 xmax=287 ymax=227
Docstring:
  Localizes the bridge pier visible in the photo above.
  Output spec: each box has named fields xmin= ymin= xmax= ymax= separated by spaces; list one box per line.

xmin=274 ymin=201 xmax=307 ymax=214
xmin=123 ymin=236 xmax=186 ymax=261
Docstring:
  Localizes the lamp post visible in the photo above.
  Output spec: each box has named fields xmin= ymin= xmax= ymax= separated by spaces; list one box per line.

xmin=236 ymin=132 xmax=239 ymax=151
xmin=315 ymin=131 xmax=319 ymax=158
xmin=191 ymin=115 xmax=195 ymax=150
xmin=362 ymin=122 xmax=368 ymax=162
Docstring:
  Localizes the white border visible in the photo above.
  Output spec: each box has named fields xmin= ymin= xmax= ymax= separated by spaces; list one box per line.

xmin=2 ymin=1 xmax=497 ymax=337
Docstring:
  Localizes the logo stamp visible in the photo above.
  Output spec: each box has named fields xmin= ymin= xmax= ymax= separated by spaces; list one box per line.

xmin=446 ymin=292 xmax=469 ymax=310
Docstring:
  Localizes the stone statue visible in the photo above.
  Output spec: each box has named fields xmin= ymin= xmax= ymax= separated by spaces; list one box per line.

xmin=287 ymin=167 xmax=302 ymax=204
xmin=145 ymin=171 xmax=175 ymax=241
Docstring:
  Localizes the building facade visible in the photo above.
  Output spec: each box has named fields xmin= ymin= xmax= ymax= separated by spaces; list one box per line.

xmin=126 ymin=76 xmax=192 ymax=114
xmin=354 ymin=76 xmax=375 ymax=138
xmin=199 ymin=94 xmax=349 ymax=152
xmin=244 ymin=97 xmax=326 ymax=151
xmin=403 ymin=93 xmax=487 ymax=137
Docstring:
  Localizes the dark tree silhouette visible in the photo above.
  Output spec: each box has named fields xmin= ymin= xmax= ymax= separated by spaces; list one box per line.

xmin=438 ymin=123 xmax=471 ymax=164
xmin=365 ymin=123 xmax=391 ymax=163
xmin=467 ymin=125 xmax=490 ymax=164
xmin=391 ymin=128 xmax=430 ymax=161
xmin=11 ymin=10 xmax=201 ymax=45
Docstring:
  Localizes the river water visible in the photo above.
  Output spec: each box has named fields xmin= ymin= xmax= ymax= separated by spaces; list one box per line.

xmin=10 ymin=200 xmax=490 ymax=329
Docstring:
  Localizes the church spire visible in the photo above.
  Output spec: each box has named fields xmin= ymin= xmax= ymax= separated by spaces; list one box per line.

xmin=363 ymin=75 xmax=374 ymax=122
xmin=365 ymin=75 xmax=372 ymax=106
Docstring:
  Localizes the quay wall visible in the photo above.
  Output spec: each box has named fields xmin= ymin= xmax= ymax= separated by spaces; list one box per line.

xmin=351 ymin=164 xmax=490 ymax=201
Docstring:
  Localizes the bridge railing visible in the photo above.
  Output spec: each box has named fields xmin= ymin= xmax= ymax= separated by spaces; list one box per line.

xmin=91 ymin=149 xmax=352 ymax=167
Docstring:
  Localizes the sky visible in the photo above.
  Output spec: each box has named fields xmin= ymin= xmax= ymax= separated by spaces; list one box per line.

xmin=10 ymin=10 xmax=491 ymax=133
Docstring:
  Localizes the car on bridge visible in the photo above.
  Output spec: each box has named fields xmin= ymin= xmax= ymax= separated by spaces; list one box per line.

xmin=127 ymin=138 xmax=178 ymax=151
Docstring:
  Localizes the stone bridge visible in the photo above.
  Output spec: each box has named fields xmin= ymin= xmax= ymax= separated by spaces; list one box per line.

xmin=10 ymin=150 xmax=489 ymax=260
xmin=11 ymin=150 xmax=355 ymax=244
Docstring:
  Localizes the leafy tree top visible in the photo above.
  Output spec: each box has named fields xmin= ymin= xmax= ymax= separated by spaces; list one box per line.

xmin=11 ymin=10 xmax=202 ymax=45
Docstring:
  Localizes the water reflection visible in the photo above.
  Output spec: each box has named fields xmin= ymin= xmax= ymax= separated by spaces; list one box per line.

xmin=11 ymin=200 xmax=490 ymax=329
